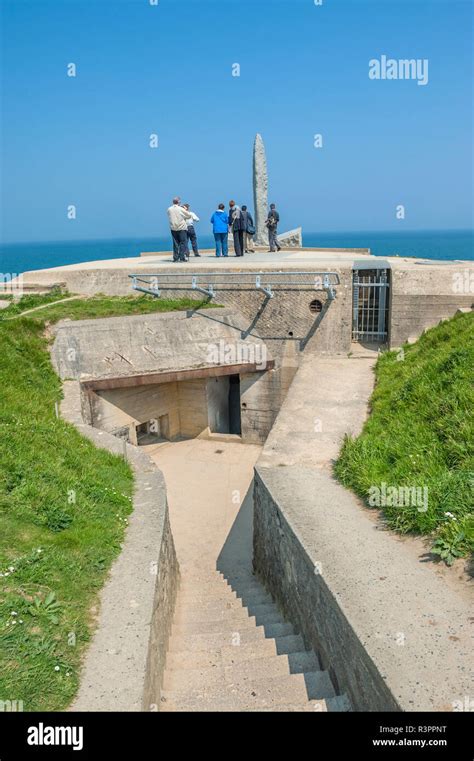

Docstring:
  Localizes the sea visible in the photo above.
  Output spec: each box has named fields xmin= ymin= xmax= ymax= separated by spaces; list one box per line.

xmin=0 ymin=229 xmax=472 ymax=278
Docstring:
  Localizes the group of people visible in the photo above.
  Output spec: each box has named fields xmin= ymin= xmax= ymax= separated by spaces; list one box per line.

xmin=166 ymin=197 xmax=282 ymax=262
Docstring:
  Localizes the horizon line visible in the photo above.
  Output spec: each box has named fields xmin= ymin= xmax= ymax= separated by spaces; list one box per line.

xmin=2 ymin=227 xmax=473 ymax=248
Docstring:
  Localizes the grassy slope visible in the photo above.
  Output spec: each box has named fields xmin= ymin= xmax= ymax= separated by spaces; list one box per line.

xmin=0 ymin=294 xmax=210 ymax=710
xmin=335 ymin=312 xmax=474 ymax=565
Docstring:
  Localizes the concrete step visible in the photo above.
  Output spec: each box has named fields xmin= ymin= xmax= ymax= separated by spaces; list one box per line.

xmin=166 ymin=637 xmax=281 ymax=671
xmin=160 ymin=690 xmax=350 ymax=713
xmin=160 ymin=696 xmax=328 ymax=713
xmin=179 ymin=573 xmax=228 ymax=585
xmin=224 ymin=578 xmax=265 ymax=594
xmin=260 ymin=622 xmax=294 ymax=638
xmin=177 ymin=589 xmax=240 ymax=604
xmin=164 ymin=653 xmax=292 ymax=691
xmin=303 ymin=670 xmax=336 ymax=700
xmin=173 ymin=594 xmax=274 ymax=619
xmin=168 ymin=626 xmax=271 ymax=652
xmin=173 ymin=604 xmax=255 ymax=626
xmin=184 ymin=668 xmax=335 ymax=703
xmin=254 ymin=609 xmax=283 ymax=626
xmin=326 ymin=694 xmax=352 ymax=712
xmin=165 ymin=648 xmax=223 ymax=671
xmin=174 ymin=620 xmax=296 ymax=640
xmin=178 ymin=581 xmax=234 ymax=597
xmin=287 ymin=651 xmax=320 ymax=674
xmin=257 ymin=701 xmax=328 ymax=713
xmin=245 ymin=602 xmax=283 ymax=623
xmin=238 ymin=591 xmax=273 ymax=607
xmin=166 ymin=635 xmax=311 ymax=671
xmin=182 ymin=572 xmax=227 ymax=583
xmin=162 ymin=671 xmax=314 ymax=709
xmin=228 ymin=579 xmax=267 ymax=595
xmin=172 ymin=615 xmax=259 ymax=636
xmin=238 ymin=587 xmax=273 ymax=603
xmin=177 ymin=588 xmax=272 ymax=608
xmin=273 ymin=634 xmax=306 ymax=655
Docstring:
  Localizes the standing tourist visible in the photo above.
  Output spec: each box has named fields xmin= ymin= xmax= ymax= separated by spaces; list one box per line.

xmin=228 ymin=200 xmax=245 ymax=257
xmin=167 ymin=197 xmax=192 ymax=262
xmin=210 ymin=203 xmax=229 ymax=258
xmin=241 ymin=205 xmax=255 ymax=253
xmin=266 ymin=203 xmax=281 ymax=252
xmin=183 ymin=203 xmax=201 ymax=258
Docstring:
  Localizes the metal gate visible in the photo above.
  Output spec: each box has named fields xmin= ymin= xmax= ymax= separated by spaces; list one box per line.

xmin=352 ymin=268 xmax=390 ymax=342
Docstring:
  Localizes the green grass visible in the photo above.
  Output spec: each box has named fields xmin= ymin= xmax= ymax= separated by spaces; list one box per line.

xmin=335 ymin=312 xmax=474 ymax=565
xmin=0 ymin=291 xmax=213 ymax=323
xmin=0 ymin=293 xmax=212 ymax=710
xmin=0 ymin=286 xmax=71 ymax=316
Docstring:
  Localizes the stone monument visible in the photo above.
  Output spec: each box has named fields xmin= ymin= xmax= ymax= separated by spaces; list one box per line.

xmin=253 ymin=133 xmax=269 ymax=246
xmin=252 ymin=133 xmax=302 ymax=249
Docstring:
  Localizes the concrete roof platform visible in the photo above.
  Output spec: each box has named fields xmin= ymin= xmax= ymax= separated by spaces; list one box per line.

xmin=17 ymin=247 xmax=474 ymax=278
xmin=12 ymin=249 xmax=473 ymax=304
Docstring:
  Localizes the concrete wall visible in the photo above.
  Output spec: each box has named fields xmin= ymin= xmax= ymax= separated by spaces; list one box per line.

xmin=92 ymin=381 xmax=181 ymax=441
xmin=240 ymin=369 xmax=282 ymax=444
xmin=52 ymin=308 xmax=278 ymax=443
xmin=389 ymin=263 xmax=473 ymax=347
xmin=42 ymin=260 xmax=474 ymax=358
xmin=46 ymin=269 xmax=353 ymax=362
xmin=207 ymin=376 xmax=230 ymax=433
xmin=253 ymin=469 xmax=400 ymax=712
xmin=177 ymin=379 xmax=208 ymax=437
xmin=61 ymin=381 xmax=179 ymax=712
xmin=89 ymin=377 xmax=214 ymax=442
xmin=89 ymin=368 xmax=279 ymax=445
xmin=51 ymin=308 xmax=273 ymax=381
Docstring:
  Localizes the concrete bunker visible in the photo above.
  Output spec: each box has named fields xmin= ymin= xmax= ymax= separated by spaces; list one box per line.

xmin=51 ymin=309 xmax=279 ymax=446
xmin=83 ymin=365 xmax=250 ymax=445
xmin=49 ymin=278 xmax=473 ymax=712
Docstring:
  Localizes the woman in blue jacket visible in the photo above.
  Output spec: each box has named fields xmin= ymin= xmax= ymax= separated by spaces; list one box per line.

xmin=210 ymin=204 xmax=229 ymax=257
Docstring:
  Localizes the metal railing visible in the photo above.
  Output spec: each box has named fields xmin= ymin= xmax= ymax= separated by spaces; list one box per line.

xmin=129 ymin=271 xmax=340 ymax=301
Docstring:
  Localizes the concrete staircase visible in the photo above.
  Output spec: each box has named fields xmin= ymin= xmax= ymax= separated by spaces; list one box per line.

xmin=160 ymin=568 xmax=350 ymax=712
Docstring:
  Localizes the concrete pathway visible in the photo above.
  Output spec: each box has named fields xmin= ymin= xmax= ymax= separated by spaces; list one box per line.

xmin=145 ymin=438 xmax=348 ymax=712
xmin=255 ymin=352 xmax=474 ymax=711
xmin=259 ymin=351 xmax=378 ymax=471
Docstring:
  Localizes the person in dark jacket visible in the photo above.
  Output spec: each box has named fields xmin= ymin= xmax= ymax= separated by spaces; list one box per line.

xmin=210 ymin=204 xmax=229 ymax=257
xmin=183 ymin=203 xmax=200 ymax=258
xmin=228 ymin=200 xmax=245 ymax=257
xmin=241 ymin=205 xmax=255 ymax=253
xmin=266 ymin=203 xmax=281 ymax=252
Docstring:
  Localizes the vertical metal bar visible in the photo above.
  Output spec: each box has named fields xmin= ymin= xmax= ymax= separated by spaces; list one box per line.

xmin=378 ymin=269 xmax=387 ymax=339
xmin=352 ymin=271 xmax=359 ymax=339
xmin=372 ymin=274 xmax=376 ymax=338
xmin=364 ymin=279 xmax=368 ymax=339
xmin=362 ymin=280 xmax=366 ymax=339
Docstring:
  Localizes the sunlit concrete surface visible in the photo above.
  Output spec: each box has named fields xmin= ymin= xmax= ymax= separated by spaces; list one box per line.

xmin=144 ymin=437 xmax=260 ymax=576
xmin=141 ymin=437 xmax=347 ymax=711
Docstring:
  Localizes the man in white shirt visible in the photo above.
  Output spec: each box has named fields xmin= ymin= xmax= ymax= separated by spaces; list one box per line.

xmin=183 ymin=203 xmax=201 ymax=258
xmin=167 ymin=197 xmax=192 ymax=262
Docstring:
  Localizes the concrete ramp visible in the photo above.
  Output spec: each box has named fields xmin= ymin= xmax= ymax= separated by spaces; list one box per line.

xmin=254 ymin=352 xmax=473 ymax=711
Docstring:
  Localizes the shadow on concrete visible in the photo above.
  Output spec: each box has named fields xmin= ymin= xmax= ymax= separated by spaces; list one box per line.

xmin=189 ymin=290 xmax=333 ymax=346
xmin=299 ymin=299 xmax=331 ymax=350
xmin=216 ymin=482 xmax=254 ymax=585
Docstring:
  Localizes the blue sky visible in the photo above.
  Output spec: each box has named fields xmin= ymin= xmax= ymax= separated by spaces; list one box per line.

xmin=1 ymin=0 xmax=473 ymax=243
